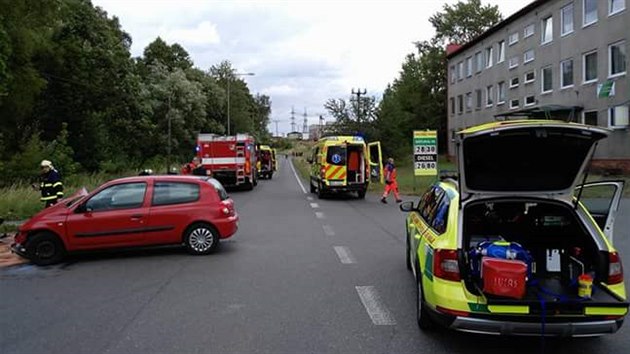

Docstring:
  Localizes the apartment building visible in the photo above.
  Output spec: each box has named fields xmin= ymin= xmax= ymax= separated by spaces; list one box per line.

xmin=446 ymin=0 xmax=629 ymax=170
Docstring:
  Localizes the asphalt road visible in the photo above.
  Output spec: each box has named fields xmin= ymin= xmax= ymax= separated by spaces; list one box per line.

xmin=1 ymin=158 xmax=629 ymax=354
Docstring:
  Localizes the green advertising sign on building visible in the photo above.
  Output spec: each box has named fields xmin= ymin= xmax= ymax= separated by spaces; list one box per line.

xmin=598 ymin=80 xmax=616 ymax=98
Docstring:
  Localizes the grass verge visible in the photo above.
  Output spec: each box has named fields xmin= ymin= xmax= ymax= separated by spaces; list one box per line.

xmin=0 ymin=171 xmax=134 ymax=222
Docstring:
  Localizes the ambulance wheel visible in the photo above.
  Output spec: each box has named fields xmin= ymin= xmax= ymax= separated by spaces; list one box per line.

xmin=310 ymin=180 xmax=316 ymax=193
xmin=357 ymin=189 xmax=366 ymax=199
xmin=416 ymin=269 xmax=435 ymax=330
xmin=317 ymin=182 xmax=326 ymax=199
xmin=406 ymin=234 xmax=412 ymax=271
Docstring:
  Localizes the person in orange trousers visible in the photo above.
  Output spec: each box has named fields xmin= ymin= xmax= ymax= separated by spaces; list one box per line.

xmin=381 ymin=157 xmax=402 ymax=204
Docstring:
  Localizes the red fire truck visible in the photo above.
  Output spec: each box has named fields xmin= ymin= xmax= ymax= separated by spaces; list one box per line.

xmin=197 ymin=133 xmax=258 ymax=190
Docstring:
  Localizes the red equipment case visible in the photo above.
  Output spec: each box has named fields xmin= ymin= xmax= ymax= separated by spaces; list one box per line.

xmin=481 ymin=257 xmax=527 ymax=299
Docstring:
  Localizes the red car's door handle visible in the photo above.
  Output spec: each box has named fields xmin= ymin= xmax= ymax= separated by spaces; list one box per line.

xmin=130 ymin=214 xmax=144 ymax=220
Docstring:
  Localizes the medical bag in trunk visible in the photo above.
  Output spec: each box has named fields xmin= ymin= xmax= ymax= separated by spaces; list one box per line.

xmin=481 ymin=257 xmax=527 ymax=299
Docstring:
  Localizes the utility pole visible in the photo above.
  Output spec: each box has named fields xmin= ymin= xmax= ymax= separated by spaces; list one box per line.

xmin=351 ymin=88 xmax=367 ymax=124
xmin=302 ymin=108 xmax=308 ymax=134
xmin=319 ymin=115 xmax=325 ymax=139
xmin=271 ymin=119 xmax=281 ymax=137
xmin=290 ymin=106 xmax=296 ymax=132
xmin=167 ymin=93 xmax=172 ymax=173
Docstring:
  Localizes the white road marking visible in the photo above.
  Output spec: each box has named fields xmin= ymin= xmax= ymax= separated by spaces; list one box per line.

xmin=355 ymin=286 xmax=396 ymax=325
xmin=306 ymin=196 xmax=314 ymax=201
xmin=322 ymin=224 xmax=335 ymax=236
xmin=310 ymin=203 xmax=319 ymax=208
xmin=289 ymin=159 xmax=307 ymax=194
xmin=315 ymin=211 xmax=325 ymax=219
xmin=333 ymin=246 xmax=356 ymax=264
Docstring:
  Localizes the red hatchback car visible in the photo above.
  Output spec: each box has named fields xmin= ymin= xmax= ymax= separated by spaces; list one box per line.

xmin=12 ymin=176 xmax=238 ymax=265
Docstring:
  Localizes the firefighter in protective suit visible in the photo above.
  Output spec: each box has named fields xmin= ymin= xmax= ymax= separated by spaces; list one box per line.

xmin=35 ymin=160 xmax=64 ymax=207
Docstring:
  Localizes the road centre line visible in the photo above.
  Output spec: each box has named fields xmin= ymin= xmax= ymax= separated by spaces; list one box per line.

xmin=333 ymin=246 xmax=356 ymax=264
xmin=310 ymin=203 xmax=319 ymax=208
xmin=307 ymin=196 xmax=314 ymax=201
xmin=315 ymin=211 xmax=325 ymax=219
xmin=322 ymin=224 xmax=335 ymax=236
xmin=355 ymin=286 xmax=397 ymax=326
xmin=289 ymin=159 xmax=307 ymax=194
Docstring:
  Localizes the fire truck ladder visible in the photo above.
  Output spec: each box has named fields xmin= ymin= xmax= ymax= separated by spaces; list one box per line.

xmin=236 ymin=143 xmax=246 ymax=185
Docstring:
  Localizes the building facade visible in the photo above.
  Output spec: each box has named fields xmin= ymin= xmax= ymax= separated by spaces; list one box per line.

xmin=447 ymin=0 xmax=629 ymax=170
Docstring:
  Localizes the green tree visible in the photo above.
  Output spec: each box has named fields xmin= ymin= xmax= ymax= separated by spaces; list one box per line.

xmin=139 ymin=37 xmax=193 ymax=73
xmin=375 ymin=0 xmax=502 ymax=158
xmin=35 ymin=0 xmax=138 ymax=170
xmin=0 ymin=0 xmax=60 ymax=153
xmin=429 ymin=0 xmax=503 ymax=44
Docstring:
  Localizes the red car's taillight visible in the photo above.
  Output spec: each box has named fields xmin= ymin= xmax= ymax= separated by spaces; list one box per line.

xmin=433 ymin=249 xmax=461 ymax=282
xmin=608 ymin=252 xmax=624 ymax=285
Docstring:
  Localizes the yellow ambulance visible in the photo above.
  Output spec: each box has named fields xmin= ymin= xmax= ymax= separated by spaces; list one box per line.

xmin=307 ymin=135 xmax=382 ymax=199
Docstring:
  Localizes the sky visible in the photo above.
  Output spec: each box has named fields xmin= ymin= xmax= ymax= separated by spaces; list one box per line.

xmin=92 ymin=0 xmax=525 ymax=136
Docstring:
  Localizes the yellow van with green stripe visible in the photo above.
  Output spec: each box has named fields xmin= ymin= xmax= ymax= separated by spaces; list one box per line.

xmin=307 ymin=135 xmax=382 ymax=199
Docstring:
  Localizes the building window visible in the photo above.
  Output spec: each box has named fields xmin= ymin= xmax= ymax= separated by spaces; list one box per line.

xmin=561 ymin=59 xmax=574 ymax=88
xmin=475 ymin=51 xmax=483 ymax=72
xmin=510 ymin=77 xmax=520 ymax=88
xmin=561 ymin=3 xmax=574 ymax=36
xmin=485 ymin=47 xmax=493 ymax=68
xmin=583 ymin=111 xmax=598 ymax=126
xmin=486 ymin=85 xmax=493 ymax=106
xmin=609 ymin=41 xmax=626 ymax=77
xmin=466 ymin=56 xmax=473 ymax=77
xmin=524 ymin=49 xmax=535 ymax=64
xmin=458 ymin=61 xmax=464 ymax=80
xmin=457 ymin=95 xmax=463 ymax=114
xmin=450 ymin=97 xmax=455 ymax=115
xmin=525 ymin=95 xmax=536 ymax=106
xmin=509 ymin=56 xmax=519 ymax=69
xmin=541 ymin=16 xmax=553 ymax=44
xmin=609 ymin=105 xmax=629 ymax=128
xmin=497 ymin=81 xmax=506 ymax=104
xmin=475 ymin=89 xmax=482 ymax=109
xmin=497 ymin=41 xmax=505 ymax=63
xmin=465 ymin=92 xmax=472 ymax=111
xmin=509 ymin=32 xmax=519 ymax=45
xmin=524 ymin=71 xmax=536 ymax=83
xmin=510 ymin=99 xmax=520 ymax=109
xmin=584 ymin=0 xmax=598 ymax=26
xmin=609 ymin=0 xmax=626 ymax=16
xmin=450 ymin=66 xmax=456 ymax=84
xmin=542 ymin=66 xmax=553 ymax=93
xmin=583 ymin=51 xmax=598 ymax=83
xmin=524 ymin=24 xmax=535 ymax=38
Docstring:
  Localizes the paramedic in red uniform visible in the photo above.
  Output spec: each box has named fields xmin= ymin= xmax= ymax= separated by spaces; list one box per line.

xmin=381 ymin=158 xmax=401 ymax=204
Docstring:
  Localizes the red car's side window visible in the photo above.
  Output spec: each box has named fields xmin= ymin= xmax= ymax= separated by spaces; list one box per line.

xmin=152 ymin=182 xmax=200 ymax=206
xmin=85 ymin=182 xmax=147 ymax=212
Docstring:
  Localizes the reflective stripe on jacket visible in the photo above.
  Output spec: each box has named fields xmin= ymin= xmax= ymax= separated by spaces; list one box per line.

xmin=40 ymin=169 xmax=63 ymax=202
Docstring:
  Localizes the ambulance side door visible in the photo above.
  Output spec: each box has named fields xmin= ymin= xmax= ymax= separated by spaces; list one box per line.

xmin=367 ymin=141 xmax=383 ymax=184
